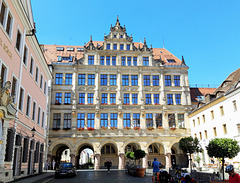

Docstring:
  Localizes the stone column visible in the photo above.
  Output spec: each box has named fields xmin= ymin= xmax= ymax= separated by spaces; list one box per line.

xmin=71 ymin=67 xmax=77 ymax=129
xmin=165 ymin=152 xmax=172 ymax=170
xmin=143 ymin=154 xmax=148 ymax=168
xmin=118 ymin=153 xmax=125 ymax=170
xmin=94 ymin=154 xmax=101 ymax=170
xmin=70 ymin=154 xmax=76 ymax=166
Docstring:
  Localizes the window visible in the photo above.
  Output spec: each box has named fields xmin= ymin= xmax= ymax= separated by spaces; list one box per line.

xmin=120 ymin=44 xmax=124 ymax=50
xmin=124 ymin=94 xmax=129 ymax=104
xmin=88 ymin=74 xmax=95 ymax=85
xmin=211 ymin=110 xmax=214 ymax=119
xmin=56 ymin=47 xmax=64 ymax=51
xmin=202 ymin=115 xmax=205 ymax=123
xmin=204 ymin=130 xmax=208 ymax=139
xmin=213 ymin=127 xmax=217 ymax=136
xmin=223 ymin=124 xmax=227 ymax=134
xmin=107 ymin=44 xmax=110 ymax=50
xmin=35 ymin=67 xmax=39 ymax=83
xmin=22 ymin=138 xmax=29 ymax=162
xmin=167 ymin=94 xmax=173 ymax=105
xmin=101 ymin=113 xmax=108 ymax=127
xmin=63 ymin=113 xmax=71 ymax=129
xmin=122 ymin=75 xmax=129 ymax=86
xmin=154 ymin=94 xmax=159 ymax=104
xmin=55 ymin=73 xmax=63 ymax=85
xmin=18 ymin=87 xmax=24 ymax=111
xmin=133 ymin=57 xmax=137 ymax=66
xmin=32 ymin=101 xmax=36 ymax=121
xmin=106 ymin=56 xmax=110 ymax=65
xmin=146 ymin=113 xmax=153 ymax=127
xmin=77 ymin=48 xmax=84 ymax=52
xmin=197 ymin=117 xmax=200 ymax=125
xmin=101 ymin=93 xmax=107 ymax=104
xmin=79 ymin=93 xmax=85 ymax=104
xmin=42 ymin=111 xmax=45 ymax=128
xmin=37 ymin=107 xmax=41 ymax=125
xmin=88 ymin=55 xmax=94 ymax=65
xmin=127 ymin=57 xmax=131 ymax=66
xmin=110 ymin=75 xmax=116 ymax=85
xmin=133 ymin=113 xmax=140 ymax=127
xmin=121 ymin=56 xmax=126 ymax=66
xmin=112 ymin=56 xmax=116 ymax=65
xmin=145 ymin=94 xmax=151 ymax=104
xmin=110 ymin=93 xmax=116 ymax=104
xmin=88 ymin=93 xmax=93 ymax=104
xmin=144 ymin=75 xmax=150 ymax=86
xmin=127 ymin=44 xmax=130 ymax=50
xmin=67 ymin=47 xmax=74 ymax=51
xmin=233 ymin=100 xmax=237 ymax=111
xmin=143 ymin=57 xmax=149 ymax=66
xmin=65 ymin=74 xmax=72 ymax=85
xmin=131 ymin=75 xmax=138 ymax=86
xmin=100 ymin=74 xmax=107 ymax=85
xmin=167 ymin=59 xmax=175 ymax=63
xmin=44 ymin=81 xmax=47 ymax=95
xmin=26 ymin=95 xmax=31 ymax=117
xmin=64 ymin=93 xmax=71 ymax=104
xmin=77 ymin=113 xmax=85 ymax=128
xmin=0 ymin=2 xmax=6 ymax=26
xmin=199 ymin=132 xmax=202 ymax=140
xmin=30 ymin=58 xmax=34 ymax=75
xmin=23 ymin=46 xmax=28 ymax=65
xmin=55 ymin=93 xmax=62 ymax=104
xmin=132 ymin=94 xmax=138 ymax=104
xmin=156 ymin=114 xmax=162 ymax=127
xmin=220 ymin=106 xmax=224 ymax=116
xmin=16 ymin=30 xmax=22 ymax=52
xmin=165 ymin=75 xmax=171 ymax=86
xmin=123 ymin=113 xmax=130 ymax=127
xmin=6 ymin=12 xmax=12 ymax=36
xmin=168 ymin=114 xmax=176 ymax=128
xmin=110 ymin=113 xmax=117 ymax=127
xmin=175 ymin=94 xmax=181 ymax=104
xmin=177 ymin=114 xmax=184 ymax=128
xmin=120 ymin=35 xmax=123 ymax=38
xmin=153 ymin=75 xmax=159 ymax=86
xmin=11 ymin=77 xmax=17 ymax=102
xmin=87 ymin=113 xmax=95 ymax=128
xmin=100 ymin=56 xmax=104 ymax=65
xmin=0 ymin=64 xmax=7 ymax=88
xmin=53 ymin=113 xmax=61 ymax=129
xmin=193 ymin=120 xmax=195 ymax=127
xmin=40 ymin=75 xmax=43 ymax=89
xmin=113 ymin=44 xmax=117 ymax=50
xmin=78 ymin=74 xmax=85 ymax=85
xmin=174 ymin=75 xmax=180 ymax=86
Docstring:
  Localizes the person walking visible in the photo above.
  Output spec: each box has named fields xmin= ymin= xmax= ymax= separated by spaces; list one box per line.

xmin=152 ymin=158 xmax=161 ymax=183
xmin=106 ymin=159 xmax=112 ymax=173
xmin=225 ymin=165 xmax=240 ymax=183
xmin=52 ymin=160 xmax=56 ymax=170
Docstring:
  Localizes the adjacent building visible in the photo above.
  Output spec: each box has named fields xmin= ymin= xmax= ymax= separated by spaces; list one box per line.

xmin=189 ymin=68 xmax=240 ymax=168
xmin=0 ymin=0 xmax=52 ymax=182
xmin=44 ymin=17 xmax=192 ymax=170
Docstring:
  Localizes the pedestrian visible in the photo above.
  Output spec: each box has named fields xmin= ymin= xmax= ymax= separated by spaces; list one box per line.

xmin=106 ymin=159 xmax=112 ymax=173
xmin=44 ymin=161 xmax=49 ymax=172
xmin=52 ymin=159 xmax=56 ymax=170
xmin=225 ymin=165 xmax=240 ymax=183
xmin=152 ymin=158 xmax=161 ymax=183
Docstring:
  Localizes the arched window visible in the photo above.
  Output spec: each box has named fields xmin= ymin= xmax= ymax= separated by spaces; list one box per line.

xmin=101 ymin=144 xmax=116 ymax=154
xmin=148 ymin=144 xmax=159 ymax=154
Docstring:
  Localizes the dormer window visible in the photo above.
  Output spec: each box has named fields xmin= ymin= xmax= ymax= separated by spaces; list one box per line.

xmin=67 ymin=47 xmax=74 ymax=51
xmin=107 ymin=44 xmax=110 ymax=50
xmin=114 ymin=35 xmax=116 ymax=38
xmin=120 ymin=35 xmax=123 ymax=38
xmin=167 ymin=59 xmax=175 ymax=63
xmin=77 ymin=48 xmax=84 ymax=52
xmin=56 ymin=47 xmax=64 ymax=51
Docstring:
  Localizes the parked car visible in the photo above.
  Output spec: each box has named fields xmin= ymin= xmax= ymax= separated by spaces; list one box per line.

xmin=55 ymin=163 xmax=77 ymax=178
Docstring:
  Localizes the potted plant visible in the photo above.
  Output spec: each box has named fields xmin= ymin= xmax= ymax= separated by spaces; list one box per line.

xmin=134 ymin=149 xmax=146 ymax=177
xmin=134 ymin=127 xmax=140 ymax=130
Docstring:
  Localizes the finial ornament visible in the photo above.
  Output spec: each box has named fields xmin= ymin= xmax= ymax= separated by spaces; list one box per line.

xmin=90 ymin=35 xmax=92 ymax=42
xmin=182 ymin=55 xmax=186 ymax=65
xmin=144 ymin=37 xmax=146 ymax=45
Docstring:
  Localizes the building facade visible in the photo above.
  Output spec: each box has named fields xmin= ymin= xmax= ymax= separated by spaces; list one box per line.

xmin=189 ymin=68 xmax=240 ymax=169
xmin=44 ymin=18 xmax=192 ymax=170
xmin=0 ymin=0 xmax=52 ymax=182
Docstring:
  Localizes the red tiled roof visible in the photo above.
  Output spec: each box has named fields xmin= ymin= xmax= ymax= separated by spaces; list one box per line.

xmin=190 ymin=88 xmax=216 ymax=102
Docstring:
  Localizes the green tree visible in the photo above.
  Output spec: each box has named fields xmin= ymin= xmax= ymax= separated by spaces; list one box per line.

xmin=206 ymin=138 xmax=240 ymax=181
xmin=179 ymin=136 xmax=202 ymax=172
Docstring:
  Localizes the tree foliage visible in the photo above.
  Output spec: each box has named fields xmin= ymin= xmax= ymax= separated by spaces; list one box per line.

xmin=206 ymin=138 xmax=240 ymax=159
xmin=134 ymin=149 xmax=146 ymax=160
xmin=179 ymin=136 xmax=202 ymax=155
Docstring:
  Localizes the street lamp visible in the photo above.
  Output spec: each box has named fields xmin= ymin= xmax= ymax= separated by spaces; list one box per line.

xmin=48 ymin=140 xmax=52 ymax=147
xmin=31 ymin=127 xmax=36 ymax=137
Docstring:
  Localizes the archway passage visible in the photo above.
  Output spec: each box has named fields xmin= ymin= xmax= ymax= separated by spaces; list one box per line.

xmin=77 ymin=144 xmax=94 ymax=169
xmin=124 ymin=143 xmax=140 ymax=167
xmin=100 ymin=143 xmax=118 ymax=169
xmin=147 ymin=143 xmax=165 ymax=168
xmin=171 ymin=142 xmax=188 ymax=168
xmin=52 ymin=144 xmax=71 ymax=169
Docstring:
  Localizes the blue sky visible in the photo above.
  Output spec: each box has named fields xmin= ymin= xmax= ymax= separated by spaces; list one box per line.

xmin=31 ymin=0 xmax=240 ymax=87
